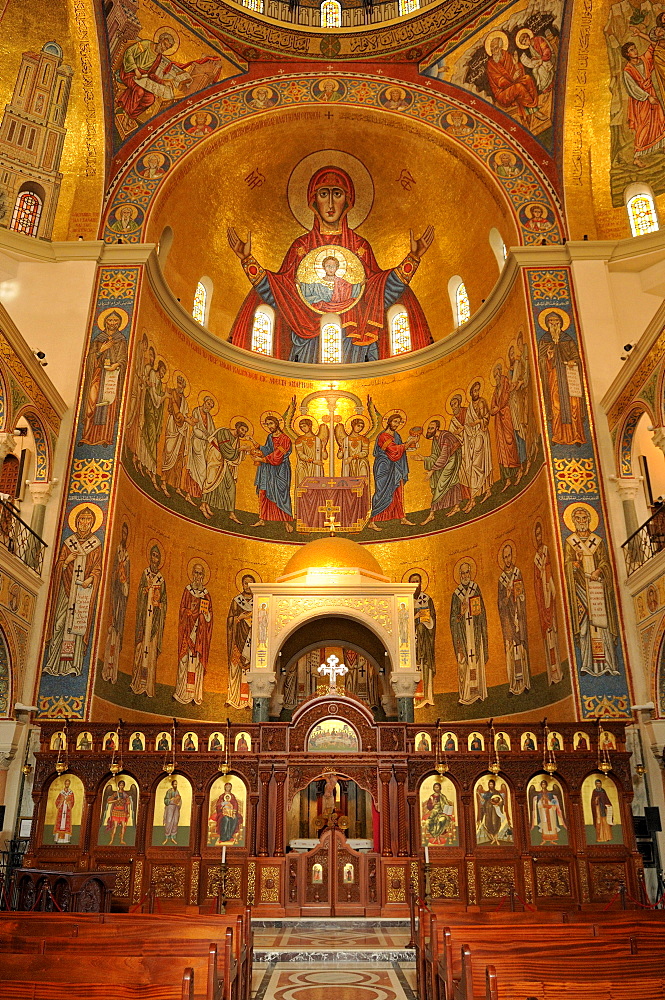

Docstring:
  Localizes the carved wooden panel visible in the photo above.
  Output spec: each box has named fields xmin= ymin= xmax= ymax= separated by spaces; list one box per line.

xmin=385 ymin=865 xmax=406 ymax=903
xmin=535 ymin=864 xmax=571 ymax=897
xmin=590 ymin=862 xmax=627 ymax=900
xmin=305 ymin=851 xmax=329 ymax=904
xmin=336 ymin=850 xmax=361 ymax=903
xmin=479 ymin=864 xmax=515 ymax=900
xmin=259 ymin=865 xmax=281 ymax=903
xmin=206 ymin=864 xmax=242 ymax=899
xmin=288 ymin=857 xmax=298 ymax=903
xmin=430 ymin=865 xmax=460 ymax=899
xmin=150 ymin=865 xmax=186 ymax=898
xmin=97 ymin=863 xmax=131 ymax=897
xmin=367 ymin=856 xmax=378 ymax=904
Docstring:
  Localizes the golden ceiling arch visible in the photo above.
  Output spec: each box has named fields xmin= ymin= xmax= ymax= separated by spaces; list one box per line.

xmin=101 ymin=73 xmax=565 ymax=248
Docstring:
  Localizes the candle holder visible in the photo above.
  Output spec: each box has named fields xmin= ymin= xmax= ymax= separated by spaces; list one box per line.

xmin=109 ymin=761 xmax=122 ymax=775
xmin=54 ymin=760 xmax=68 ymax=774
xmin=423 ymin=860 xmax=432 ymax=906
xmin=163 ymin=761 xmax=175 ymax=775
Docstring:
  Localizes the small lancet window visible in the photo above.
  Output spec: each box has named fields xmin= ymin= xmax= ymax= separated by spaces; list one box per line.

xmin=192 ymin=281 xmax=207 ymax=325
xmin=627 ymin=192 xmax=659 ymax=237
xmin=251 ymin=309 xmax=273 ymax=356
xmin=399 ymin=0 xmax=419 ymax=13
xmin=321 ymin=0 xmax=341 ymax=28
xmin=390 ymin=310 xmax=411 ymax=355
xmin=456 ymin=281 xmax=470 ymax=326
xmin=243 ymin=0 xmax=264 ymax=9
xmin=321 ymin=321 xmax=342 ymax=363
xmin=10 ymin=191 xmax=42 ymax=237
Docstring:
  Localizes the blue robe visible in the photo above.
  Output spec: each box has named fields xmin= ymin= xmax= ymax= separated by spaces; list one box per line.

xmin=371 ymin=429 xmax=409 ymax=517
xmin=254 ymin=431 xmax=292 ymax=516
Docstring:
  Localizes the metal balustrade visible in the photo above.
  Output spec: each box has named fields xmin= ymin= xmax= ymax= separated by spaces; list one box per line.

xmin=622 ymin=505 xmax=665 ymax=576
xmin=0 ymin=498 xmax=46 ymax=574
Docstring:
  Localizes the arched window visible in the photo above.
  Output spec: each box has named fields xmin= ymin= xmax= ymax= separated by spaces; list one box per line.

xmin=448 ymin=276 xmax=470 ymax=328
xmin=157 ymin=225 xmax=173 ymax=262
xmin=243 ymin=0 xmax=264 ymax=9
xmin=321 ymin=320 xmax=342 ymax=363
xmin=10 ymin=190 xmax=42 ymax=237
xmin=321 ymin=0 xmax=341 ymax=27
xmin=192 ymin=276 xmax=213 ymax=326
xmin=489 ymin=227 xmax=507 ymax=271
xmin=389 ymin=309 xmax=411 ymax=355
xmin=251 ymin=307 xmax=274 ymax=356
xmin=399 ymin=0 xmax=419 ymax=13
xmin=625 ymin=183 xmax=659 ymax=237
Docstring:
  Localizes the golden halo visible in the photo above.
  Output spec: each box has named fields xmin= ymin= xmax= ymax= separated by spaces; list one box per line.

xmin=97 ymin=307 xmax=129 ymax=332
xmin=170 ymin=370 xmax=190 ymax=396
xmin=497 ymin=538 xmax=517 ymax=568
xmin=318 ymin=77 xmax=340 ymax=92
xmin=153 ymin=26 xmax=179 ymax=55
xmin=287 ymin=150 xmax=375 ymax=231
xmin=188 ymin=111 xmax=213 ymax=127
xmin=403 ymin=567 xmax=430 ymax=591
xmin=532 ymin=517 xmax=545 ymax=545
xmin=382 ymin=408 xmax=407 ymax=429
xmin=236 ymin=568 xmax=261 ymax=592
xmin=114 ymin=203 xmax=139 ymax=222
xmin=252 ymin=85 xmax=273 ymax=99
xmin=491 ymin=358 xmax=506 ymax=382
xmin=197 ymin=390 xmax=218 ymax=415
xmin=563 ymin=501 xmax=599 ymax=533
xmin=453 ymin=555 xmax=477 ymax=584
xmin=68 ymin=502 xmax=104 ymax=533
xmin=524 ymin=202 xmax=552 ymax=221
xmin=229 ymin=415 xmax=254 ymax=438
xmin=296 ymin=245 xmax=366 ymax=315
xmin=384 ymin=85 xmax=407 ymax=100
xmin=445 ymin=388 xmax=465 ymax=414
xmin=467 ymin=376 xmax=485 ymax=398
xmin=187 ymin=556 xmax=211 ymax=586
xmin=344 ymin=413 xmax=370 ymax=435
xmin=260 ymin=409 xmax=283 ymax=431
xmin=146 ymin=537 xmax=164 ymax=567
xmin=515 ymin=26 xmax=534 ymax=48
xmin=424 ymin=414 xmax=446 ymax=432
xmin=295 ymin=414 xmax=320 ymax=434
xmin=154 ymin=355 xmax=169 ymax=379
xmin=538 ymin=306 xmax=570 ymax=332
xmin=494 ymin=150 xmax=517 ymax=166
xmin=484 ymin=29 xmax=509 ymax=55
xmin=142 ymin=151 xmax=165 ymax=168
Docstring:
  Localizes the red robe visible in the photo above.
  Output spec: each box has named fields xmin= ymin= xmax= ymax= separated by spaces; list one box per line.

xmin=230 ymin=215 xmax=432 ymax=361
xmin=624 ymin=49 xmax=665 ymax=156
xmin=177 ymin=586 xmax=213 ymax=668
xmin=490 ymin=374 xmax=519 ymax=470
xmin=486 ymin=50 xmax=539 ymax=111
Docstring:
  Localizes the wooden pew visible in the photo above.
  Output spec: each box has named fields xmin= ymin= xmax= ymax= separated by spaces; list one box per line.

xmin=484 ymin=960 xmax=665 ymax=1000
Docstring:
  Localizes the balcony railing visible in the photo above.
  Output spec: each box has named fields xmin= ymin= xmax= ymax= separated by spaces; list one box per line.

xmin=0 ymin=498 xmax=46 ymax=575
xmin=622 ymin=505 xmax=665 ymax=576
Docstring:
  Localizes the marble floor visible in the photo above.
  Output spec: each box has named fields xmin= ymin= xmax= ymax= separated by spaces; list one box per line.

xmin=252 ymin=962 xmax=417 ymax=1000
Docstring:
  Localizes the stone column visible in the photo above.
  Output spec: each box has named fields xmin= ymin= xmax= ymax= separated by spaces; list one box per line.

xmin=26 ymin=479 xmax=57 ymax=539
xmin=0 ymin=750 xmax=15 ymax=815
xmin=390 ymin=672 xmax=420 ymax=724
xmin=380 ymin=771 xmax=393 ymax=857
xmin=0 ymin=432 xmax=16 ymax=466
xmin=257 ymin=770 xmax=272 ymax=857
xmin=273 ymin=771 xmax=287 ymax=856
xmin=609 ymin=475 xmax=643 ymax=538
xmin=248 ymin=672 xmax=276 ymax=723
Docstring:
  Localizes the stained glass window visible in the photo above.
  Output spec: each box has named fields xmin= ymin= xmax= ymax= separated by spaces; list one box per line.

xmin=251 ymin=310 xmax=273 ymax=355
xmin=399 ymin=0 xmax=419 ymax=13
xmin=390 ymin=310 xmax=411 ymax=355
xmin=321 ymin=322 xmax=342 ymax=363
xmin=10 ymin=191 xmax=42 ymax=237
xmin=321 ymin=0 xmax=341 ymax=28
xmin=455 ymin=281 xmax=470 ymax=326
xmin=627 ymin=193 xmax=659 ymax=237
xmin=192 ymin=281 xmax=207 ymax=325
xmin=243 ymin=0 xmax=264 ymax=11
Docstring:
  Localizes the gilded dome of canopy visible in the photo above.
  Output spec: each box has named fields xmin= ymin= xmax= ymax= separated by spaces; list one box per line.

xmin=279 ymin=537 xmax=388 ymax=581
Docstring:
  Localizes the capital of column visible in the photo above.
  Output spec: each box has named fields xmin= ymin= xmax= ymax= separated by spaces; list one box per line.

xmin=651 ymin=426 xmax=665 ymax=457
xmin=0 ymin=432 xmax=16 ymax=465
xmin=26 ymin=479 xmax=58 ymax=507
xmin=0 ymin=750 xmax=15 ymax=770
xmin=390 ymin=671 xmax=420 ymax=700
xmin=247 ymin=671 xmax=276 ymax=700
xmin=609 ymin=475 xmax=643 ymax=502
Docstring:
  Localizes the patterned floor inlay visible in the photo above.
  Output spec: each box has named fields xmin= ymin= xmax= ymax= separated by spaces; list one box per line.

xmin=256 ymin=962 xmax=416 ymax=1000
xmin=254 ymin=929 xmax=411 ymax=949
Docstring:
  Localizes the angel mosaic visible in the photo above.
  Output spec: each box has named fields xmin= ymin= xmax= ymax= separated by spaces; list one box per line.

xmin=527 ymin=775 xmax=567 ymax=846
xmin=98 ymin=774 xmax=139 ymax=847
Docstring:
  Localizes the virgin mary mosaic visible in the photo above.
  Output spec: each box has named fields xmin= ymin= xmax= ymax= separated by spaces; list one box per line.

xmin=228 ymin=151 xmax=434 ymax=363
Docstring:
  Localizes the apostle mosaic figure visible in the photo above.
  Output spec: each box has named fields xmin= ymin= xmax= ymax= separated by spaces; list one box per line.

xmin=414 ymin=416 xmax=466 ymax=523
xmin=173 ymin=561 xmax=213 ymax=706
xmin=537 ymin=310 xmax=586 ymax=446
xmin=490 ymin=361 xmax=522 ymax=490
xmin=410 ymin=572 xmax=436 ymax=709
xmin=450 ymin=560 xmax=488 ymax=705
xmin=160 ymin=374 xmax=190 ymax=498
xmin=461 ymin=381 xmax=492 ymax=511
xmin=44 ymin=505 xmax=103 ymax=678
xmin=497 ymin=541 xmax=531 ymax=695
xmin=79 ymin=309 xmax=128 ymax=448
xmin=139 ymin=359 xmax=167 ymax=489
xmin=127 ymin=339 xmax=152 ymax=469
xmin=184 ymin=395 xmax=216 ymax=509
xmin=227 ymin=160 xmax=434 ymax=362
xmin=533 ymin=519 xmax=563 ymax=684
xmin=252 ymin=410 xmax=294 ymax=530
xmin=564 ymin=505 xmax=619 ymax=677
xmin=226 ymin=574 xmax=254 ymax=709
xmin=102 ymin=521 xmax=131 ymax=684
xmin=485 ymin=32 xmax=546 ymax=126
xmin=131 ymin=543 xmax=167 ymax=697
xmin=201 ymin=419 xmax=254 ymax=522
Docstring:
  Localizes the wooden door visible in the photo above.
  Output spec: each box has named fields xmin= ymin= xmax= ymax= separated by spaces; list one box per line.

xmin=297 ymin=829 xmax=377 ymax=916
